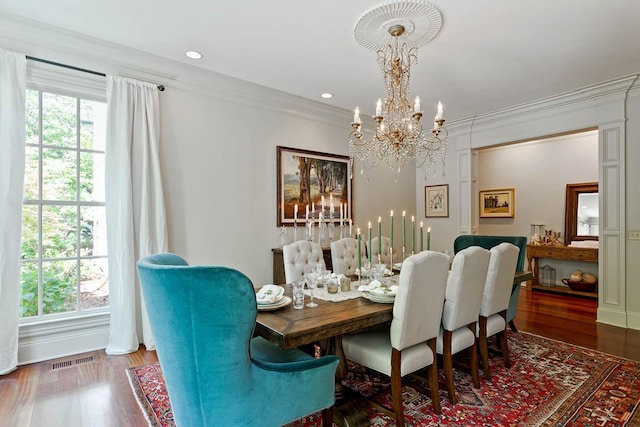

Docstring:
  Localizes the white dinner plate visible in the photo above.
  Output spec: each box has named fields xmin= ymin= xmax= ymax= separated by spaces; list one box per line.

xmin=256 ymin=285 xmax=285 ymax=305
xmin=257 ymin=293 xmax=285 ymax=305
xmin=257 ymin=296 xmax=291 ymax=311
xmin=362 ymin=291 xmax=395 ymax=304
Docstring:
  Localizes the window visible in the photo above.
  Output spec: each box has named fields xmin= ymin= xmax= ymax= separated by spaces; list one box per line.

xmin=20 ymin=88 xmax=109 ymax=320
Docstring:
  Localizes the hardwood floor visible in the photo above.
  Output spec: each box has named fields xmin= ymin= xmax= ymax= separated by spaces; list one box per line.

xmin=2 ymin=287 xmax=640 ymax=427
xmin=516 ymin=287 xmax=640 ymax=361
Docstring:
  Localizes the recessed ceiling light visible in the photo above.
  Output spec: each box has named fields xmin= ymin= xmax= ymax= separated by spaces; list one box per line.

xmin=321 ymin=93 xmax=334 ymax=99
xmin=185 ymin=50 xmax=203 ymax=60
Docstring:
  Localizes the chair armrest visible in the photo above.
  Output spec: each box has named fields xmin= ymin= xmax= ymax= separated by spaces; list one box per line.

xmin=250 ymin=336 xmax=339 ymax=373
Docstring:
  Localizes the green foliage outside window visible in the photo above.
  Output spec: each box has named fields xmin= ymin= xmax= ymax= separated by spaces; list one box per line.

xmin=21 ymin=90 xmax=108 ymax=318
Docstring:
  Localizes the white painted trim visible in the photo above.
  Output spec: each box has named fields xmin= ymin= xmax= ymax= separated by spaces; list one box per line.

xmin=628 ymin=311 xmax=640 ymax=330
xmin=597 ymin=308 xmax=627 ymax=328
xmin=18 ymin=313 xmax=110 ymax=365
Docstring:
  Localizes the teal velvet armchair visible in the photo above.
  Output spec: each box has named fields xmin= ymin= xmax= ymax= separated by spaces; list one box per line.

xmin=453 ymin=235 xmax=528 ymax=331
xmin=137 ymin=253 xmax=339 ymax=427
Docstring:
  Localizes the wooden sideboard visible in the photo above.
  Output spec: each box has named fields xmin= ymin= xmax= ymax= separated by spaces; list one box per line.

xmin=526 ymin=244 xmax=598 ymax=298
xmin=272 ymin=247 xmax=333 ymax=284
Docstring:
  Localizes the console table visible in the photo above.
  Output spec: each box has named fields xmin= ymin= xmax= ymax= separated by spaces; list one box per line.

xmin=272 ymin=247 xmax=333 ymax=284
xmin=526 ymin=244 xmax=598 ymax=298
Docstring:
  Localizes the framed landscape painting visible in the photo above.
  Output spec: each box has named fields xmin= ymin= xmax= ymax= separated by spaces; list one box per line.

xmin=479 ymin=188 xmax=515 ymax=218
xmin=425 ymin=184 xmax=449 ymax=217
xmin=277 ymin=146 xmax=352 ymax=226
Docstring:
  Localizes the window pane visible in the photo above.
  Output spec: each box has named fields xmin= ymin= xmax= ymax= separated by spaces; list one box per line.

xmin=80 ymin=206 xmax=107 ymax=256
xmin=42 ymin=93 xmax=77 ymax=148
xmin=20 ymin=262 xmax=39 ymax=318
xmin=79 ymin=152 xmax=105 ymax=202
xmin=21 ymin=205 xmax=39 ymax=260
xmin=42 ymin=260 xmax=77 ymax=315
xmin=42 ymin=147 xmax=77 ymax=201
xmin=42 ymin=205 xmax=77 ymax=259
xmin=80 ymin=258 xmax=109 ymax=310
xmin=80 ymin=100 xmax=106 ymax=151
xmin=24 ymin=146 xmax=40 ymax=201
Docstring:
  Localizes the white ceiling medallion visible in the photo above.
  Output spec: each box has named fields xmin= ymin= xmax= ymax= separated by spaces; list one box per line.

xmin=354 ymin=0 xmax=443 ymax=51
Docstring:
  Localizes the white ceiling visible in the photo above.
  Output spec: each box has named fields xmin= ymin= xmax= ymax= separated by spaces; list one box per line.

xmin=2 ymin=0 xmax=640 ymax=122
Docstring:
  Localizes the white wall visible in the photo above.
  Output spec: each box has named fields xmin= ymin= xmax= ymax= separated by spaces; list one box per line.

xmin=160 ymin=86 xmax=416 ymax=285
xmin=476 ymin=131 xmax=599 ymax=283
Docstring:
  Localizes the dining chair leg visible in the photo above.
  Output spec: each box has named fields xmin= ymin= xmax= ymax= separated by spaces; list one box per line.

xmin=508 ymin=319 xmax=518 ymax=332
xmin=390 ymin=349 xmax=405 ymax=427
xmin=498 ymin=312 xmax=512 ymax=369
xmin=426 ymin=338 xmax=442 ymax=414
xmin=478 ymin=316 xmax=491 ymax=380
xmin=442 ymin=329 xmax=457 ymax=405
xmin=467 ymin=323 xmax=481 ymax=388
xmin=321 ymin=406 xmax=333 ymax=427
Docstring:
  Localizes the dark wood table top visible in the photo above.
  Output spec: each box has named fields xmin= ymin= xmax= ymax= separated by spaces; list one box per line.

xmin=255 ymin=288 xmax=392 ymax=349
xmin=255 ymin=271 xmax=533 ymax=350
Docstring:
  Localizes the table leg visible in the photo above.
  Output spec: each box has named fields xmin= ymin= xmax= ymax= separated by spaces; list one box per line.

xmin=330 ymin=335 xmax=369 ymax=427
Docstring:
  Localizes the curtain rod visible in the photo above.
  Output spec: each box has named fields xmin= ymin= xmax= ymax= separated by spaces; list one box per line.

xmin=26 ymin=56 xmax=165 ymax=91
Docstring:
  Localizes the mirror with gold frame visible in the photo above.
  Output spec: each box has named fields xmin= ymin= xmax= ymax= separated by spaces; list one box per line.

xmin=564 ymin=182 xmax=598 ymax=245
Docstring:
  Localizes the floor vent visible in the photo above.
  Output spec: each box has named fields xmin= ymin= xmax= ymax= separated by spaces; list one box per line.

xmin=51 ymin=355 xmax=95 ymax=371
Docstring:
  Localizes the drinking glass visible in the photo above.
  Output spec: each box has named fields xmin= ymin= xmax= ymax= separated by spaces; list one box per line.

xmin=374 ymin=263 xmax=386 ymax=281
xmin=292 ymin=280 xmax=305 ymax=309
xmin=304 ymin=264 xmax=318 ymax=308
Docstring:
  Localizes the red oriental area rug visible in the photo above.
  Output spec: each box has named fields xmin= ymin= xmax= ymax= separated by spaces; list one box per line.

xmin=126 ymin=331 xmax=640 ymax=426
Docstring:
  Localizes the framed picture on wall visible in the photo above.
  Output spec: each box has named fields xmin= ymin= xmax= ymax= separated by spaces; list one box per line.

xmin=277 ymin=146 xmax=352 ymax=226
xmin=479 ymin=188 xmax=515 ymax=218
xmin=425 ymin=184 xmax=449 ymax=217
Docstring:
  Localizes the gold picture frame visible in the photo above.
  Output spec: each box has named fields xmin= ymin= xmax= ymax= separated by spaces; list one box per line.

xmin=479 ymin=188 xmax=515 ymax=218
xmin=277 ymin=146 xmax=352 ymax=226
xmin=425 ymin=184 xmax=449 ymax=217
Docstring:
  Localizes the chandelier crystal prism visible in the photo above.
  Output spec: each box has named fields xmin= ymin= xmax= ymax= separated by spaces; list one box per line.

xmin=349 ymin=2 xmax=447 ymax=177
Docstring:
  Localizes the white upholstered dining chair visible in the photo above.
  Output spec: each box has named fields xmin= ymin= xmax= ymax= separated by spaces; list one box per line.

xmin=367 ymin=236 xmax=391 ymax=266
xmin=477 ymin=242 xmax=520 ymax=380
xmin=342 ymin=250 xmax=450 ymax=425
xmin=330 ymin=237 xmax=365 ymax=276
xmin=282 ymin=240 xmax=326 ymax=283
xmin=437 ymin=245 xmax=490 ymax=405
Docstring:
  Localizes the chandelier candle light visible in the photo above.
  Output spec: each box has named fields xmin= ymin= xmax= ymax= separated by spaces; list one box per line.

xmin=350 ymin=1 xmax=448 ymax=177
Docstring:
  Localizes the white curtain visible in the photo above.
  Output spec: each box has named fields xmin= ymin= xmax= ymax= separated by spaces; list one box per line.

xmin=0 ymin=49 xmax=26 ymax=375
xmin=105 ymin=76 xmax=167 ymax=355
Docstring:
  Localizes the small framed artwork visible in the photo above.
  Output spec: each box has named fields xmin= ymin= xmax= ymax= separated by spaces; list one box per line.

xmin=277 ymin=146 xmax=352 ymax=226
xmin=425 ymin=184 xmax=449 ymax=217
xmin=479 ymin=188 xmax=515 ymax=218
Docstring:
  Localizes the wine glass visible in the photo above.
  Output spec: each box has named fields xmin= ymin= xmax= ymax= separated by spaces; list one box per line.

xmin=305 ymin=266 xmax=318 ymax=308
xmin=320 ymin=269 xmax=331 ymax=288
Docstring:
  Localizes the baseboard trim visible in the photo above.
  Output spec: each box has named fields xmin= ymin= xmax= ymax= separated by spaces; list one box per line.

xmin=18 ymin=312 xmax=110 ymax=365
xmin=596 ymin=306 xmax=627 ymax=328
xmin=627 ymin=311 xmax=640 ymax=331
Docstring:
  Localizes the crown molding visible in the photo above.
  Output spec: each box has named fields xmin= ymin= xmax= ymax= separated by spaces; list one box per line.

xmin=445 ymin=74 xmax=639 ymax=148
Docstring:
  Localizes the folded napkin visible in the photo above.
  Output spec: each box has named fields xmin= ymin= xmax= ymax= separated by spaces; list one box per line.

xmin=256 ymin=285 xmax=284 ymax=304
xmin=357 ymin=280 xmax=398 ymax=295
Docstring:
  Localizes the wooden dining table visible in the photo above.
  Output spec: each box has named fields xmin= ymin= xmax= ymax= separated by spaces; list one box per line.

xmin=255 ymin=271 xmax=532 ymax=351
xmin=255 ymin=271 xmax=533 ymax=426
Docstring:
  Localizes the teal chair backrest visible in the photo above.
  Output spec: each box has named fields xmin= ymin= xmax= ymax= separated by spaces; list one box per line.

xmin=453 ymin=235 xmax=528 ymax=328
xmin=137 ymin=253 xmax=338 ymax=426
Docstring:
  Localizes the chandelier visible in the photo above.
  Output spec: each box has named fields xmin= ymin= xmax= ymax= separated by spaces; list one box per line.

xmin=349 ymin=1 xmax=447 ymax=177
